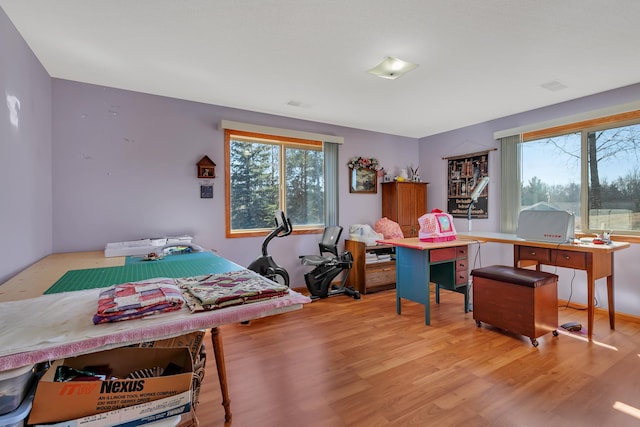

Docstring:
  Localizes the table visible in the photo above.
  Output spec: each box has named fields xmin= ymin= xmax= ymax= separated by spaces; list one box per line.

xmin=458 ymin=232 xmax=630 ymax=341
xmin=377 ymin=238 xmax=475 ymax=325
xmin=0 ymin=251 xmax=310 ymax=421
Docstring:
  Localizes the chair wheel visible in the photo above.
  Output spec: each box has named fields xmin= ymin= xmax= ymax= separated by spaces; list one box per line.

xmin=353 ymin=292 xmax=361 ymax=300
xmin=552 ymin=330 xmax=559 ymax=336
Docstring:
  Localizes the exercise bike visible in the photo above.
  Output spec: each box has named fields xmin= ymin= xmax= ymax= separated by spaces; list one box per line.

xmin=299 ymin=225 xmax=361 ymax=300
xmin=247 ymin=210 xmax=292 ymax=287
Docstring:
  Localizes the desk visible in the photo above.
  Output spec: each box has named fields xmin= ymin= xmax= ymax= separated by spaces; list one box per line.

xmin=377 ymin=238 xmax=474 ymax=325
xmin=458 ymin=232 xmax=630 ymax=341
xmin=0 ymin=251 xmax=310 ymax=421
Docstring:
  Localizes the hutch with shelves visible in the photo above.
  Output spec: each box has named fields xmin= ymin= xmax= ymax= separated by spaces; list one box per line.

xmin=381 ymin=182 xmax=428 ymax=238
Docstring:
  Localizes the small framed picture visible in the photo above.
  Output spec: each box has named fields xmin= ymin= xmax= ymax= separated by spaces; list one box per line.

xmin=200 ymin=185 xmax=213 ymax=198
xmin=349 ymin=168 xmax=377 ymax=193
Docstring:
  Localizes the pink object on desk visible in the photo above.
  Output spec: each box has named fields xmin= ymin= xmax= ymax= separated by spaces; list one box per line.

xmin=418 ymin=209 xmax=457 ymax=242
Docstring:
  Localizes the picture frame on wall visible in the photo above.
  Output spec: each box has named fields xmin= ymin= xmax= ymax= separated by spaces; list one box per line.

xmin=446 ymin=150 xmax=490 ymax=218
xmin=350 ymin=168 xmax=377 ymax=193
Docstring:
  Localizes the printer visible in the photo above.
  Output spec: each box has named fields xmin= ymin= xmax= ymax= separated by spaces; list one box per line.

xmin=516 ymin=202 xmax=575 ymax=243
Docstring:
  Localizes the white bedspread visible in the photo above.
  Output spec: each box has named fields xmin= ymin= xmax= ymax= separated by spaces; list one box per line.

xmin=0 ymin=287 xmax=310 ymax=371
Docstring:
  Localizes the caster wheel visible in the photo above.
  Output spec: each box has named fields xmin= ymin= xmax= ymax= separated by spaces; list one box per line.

xmin=530 ymin=338 xmax=539 ymax=347
xmin=475 ymin=320 xmax=481 ymax=327
xmin=353 ymin=292 xmax=361 ymax=300
xmin=552 ymin=330 xmax=559 ymax=336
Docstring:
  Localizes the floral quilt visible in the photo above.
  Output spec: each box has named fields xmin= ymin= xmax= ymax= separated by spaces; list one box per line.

xmin=177 ymin=271 xmax=289 ymax=312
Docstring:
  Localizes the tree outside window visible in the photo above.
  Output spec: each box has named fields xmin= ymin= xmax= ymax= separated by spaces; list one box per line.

xmin=520 ymin=122 xmax=640 ymax=234
xmin=226 ymin=130 xmax=324 ymax=236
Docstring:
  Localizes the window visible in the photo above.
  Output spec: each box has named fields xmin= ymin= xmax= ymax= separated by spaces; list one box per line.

xmin=503 ymin=111 xmax=640 ymax=238
xmin=586 ymin=123 xmax=640 ymax=232
xmin=520 ymin=133 xmax=582 ymax=227
xmin=225 ymin=130 xmax=327 ymax=237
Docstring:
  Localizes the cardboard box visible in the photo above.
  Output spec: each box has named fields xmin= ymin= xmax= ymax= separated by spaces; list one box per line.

xmin=134 ymin=331 xmax=205 ymax=363
xmin=34 ymin=390 xmax=191 ymax=427
xmin=177 ymin=410 xmax=199 ymax=427
xmin=29 ymin=347 xmax=193 ymax=425
xmin=133 ymin=331 xmax=206 ymax=409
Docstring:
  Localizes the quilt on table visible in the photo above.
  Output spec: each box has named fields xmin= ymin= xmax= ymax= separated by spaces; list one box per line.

xmin=93 ymin=278 xmax=184 ymax=324
xmin=177 ymin=271 xmax=289 ymax=312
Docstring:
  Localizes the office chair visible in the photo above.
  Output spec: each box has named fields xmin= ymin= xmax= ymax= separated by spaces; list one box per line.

xmin=299 ymin=226 xmax=360 ymax=300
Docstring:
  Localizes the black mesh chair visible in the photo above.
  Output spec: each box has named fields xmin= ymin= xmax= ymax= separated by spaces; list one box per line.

xmin=299 ymin=226 xmax=360 ymax=300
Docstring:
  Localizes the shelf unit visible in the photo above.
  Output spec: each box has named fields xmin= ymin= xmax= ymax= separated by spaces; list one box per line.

xmin=345 ymin=240 xmax=396 ymax=294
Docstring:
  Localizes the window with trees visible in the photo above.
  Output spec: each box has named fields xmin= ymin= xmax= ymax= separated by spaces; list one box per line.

xmin=515 ymin=113 xmax=640 ymax=236
xmin=225 ymin=130 xmax=325 ymax=236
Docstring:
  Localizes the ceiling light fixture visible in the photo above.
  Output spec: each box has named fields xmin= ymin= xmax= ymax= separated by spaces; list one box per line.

xmin=540 ymin=80 xmax=568 ymax=92
xmin=367 ymin=56 xmax=418 ymax=80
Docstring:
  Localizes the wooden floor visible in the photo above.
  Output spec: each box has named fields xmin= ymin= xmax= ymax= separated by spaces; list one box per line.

xmin=195 ymin=288 xmax=640 ymax=427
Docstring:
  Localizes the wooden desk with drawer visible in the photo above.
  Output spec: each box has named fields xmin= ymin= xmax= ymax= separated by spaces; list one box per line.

xmin=458 ymin=232 xmax=630 ymax=341
xmin=377 ymin=238 xmax=473 ymax=325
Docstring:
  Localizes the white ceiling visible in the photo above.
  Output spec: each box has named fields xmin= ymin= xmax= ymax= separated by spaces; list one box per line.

xmin=2 ymin=0 xmax=640 ymax=138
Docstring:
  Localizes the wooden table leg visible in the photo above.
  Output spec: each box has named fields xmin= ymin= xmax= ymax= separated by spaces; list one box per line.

xmin=587 ymin=271 xmax=594 ymax=342
xmin=211 ymin=327 xmax=232 ymax=422
xmin=607 ymin=274 xmax=615 ymax=330
xmin=607 ymin=253 xmax=616 ymax=331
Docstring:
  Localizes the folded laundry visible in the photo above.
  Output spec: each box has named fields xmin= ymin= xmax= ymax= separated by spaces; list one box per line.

xmin=177 ymin=271 xmax=289 ymax=312
xmin=93 ymin=278 xmax=184 ymax=324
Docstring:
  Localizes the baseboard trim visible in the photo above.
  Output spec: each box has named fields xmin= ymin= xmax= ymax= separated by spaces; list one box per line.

xmin=558 ymin=299 xmax=640 ymax=324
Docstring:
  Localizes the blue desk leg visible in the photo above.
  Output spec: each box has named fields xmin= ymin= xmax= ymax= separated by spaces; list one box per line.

xmin=395 ymin=246 xmax=431 ymax=325
xmin=436 ymin=283 xmax=470 ymax=313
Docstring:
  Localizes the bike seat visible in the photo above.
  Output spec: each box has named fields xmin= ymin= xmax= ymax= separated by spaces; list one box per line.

xmin=299 ymin=254 xmax=335 ymax=266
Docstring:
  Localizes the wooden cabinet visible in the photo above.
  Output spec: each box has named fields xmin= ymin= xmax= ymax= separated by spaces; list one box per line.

xmin=472 ymin=265 xmax=558 ymax=346
xmin=381 ymin=182 xmax=428 ymax=238
xmin=345 ymin=239 xmax=396 ymax=294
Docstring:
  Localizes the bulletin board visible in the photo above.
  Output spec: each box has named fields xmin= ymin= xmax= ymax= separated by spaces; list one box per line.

xmin=446 ymin=151 xmax=489 ymax=219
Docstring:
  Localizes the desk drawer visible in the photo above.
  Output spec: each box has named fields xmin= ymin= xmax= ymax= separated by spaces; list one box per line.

xmin=456 ymin=269 xmax=469 ymax=286
xmin=518 ymin=246 xmax=551 ymax=263
xmin=366 ymin=264 xmax=396 ymax=287
xmin=456 ymin=246 xmax=468 ymax=258
xmin=430 ymin=248 xmax=456 ymax=263
xmin=456 ymin=258 xmax=468 ymax=271
xmin=553 ymin=250 xmax=586 ymax=269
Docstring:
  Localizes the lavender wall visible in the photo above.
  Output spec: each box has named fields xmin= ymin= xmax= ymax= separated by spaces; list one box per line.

xmin=0 ymin=7 xmax=52 ymax=284
xmin=51 ymin=80 xmax=418 ymax=286
xmin=419 ymin=84 xmax=640 ymax=317
xmin=4 ymin=1 xmax=639 ymax=315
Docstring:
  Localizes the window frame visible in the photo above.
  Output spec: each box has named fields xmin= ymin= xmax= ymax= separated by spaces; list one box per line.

xmin=224 ymin=129 xmax=325 ymax=238
xmin=503 ymin=109 xmax=640 ymax=243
